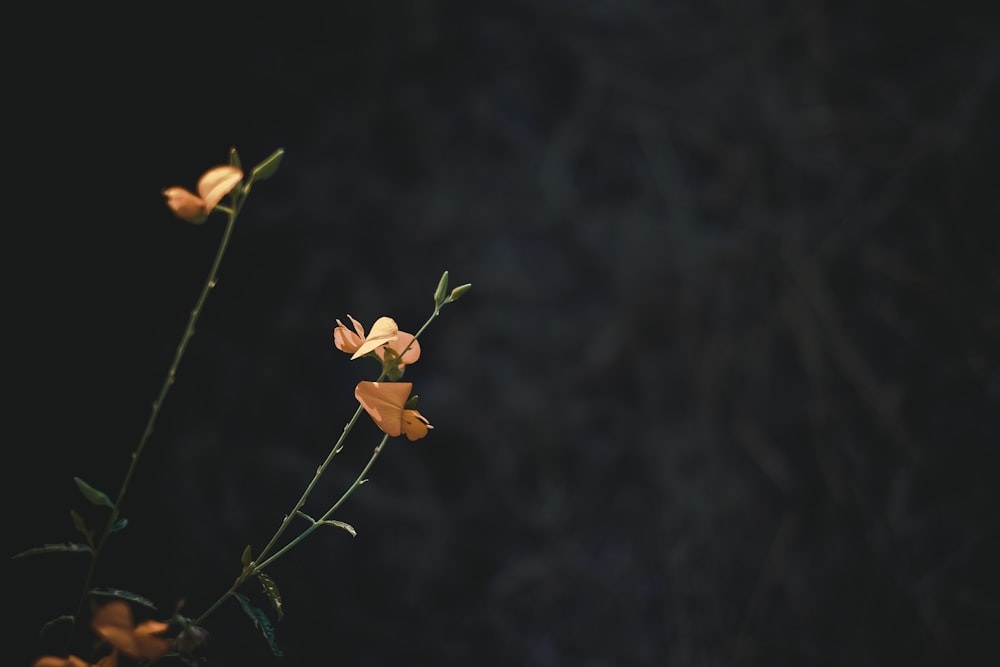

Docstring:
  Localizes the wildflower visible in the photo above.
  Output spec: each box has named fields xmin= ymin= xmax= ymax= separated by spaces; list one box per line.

xmin=32 ymin=656 xmax=111 ymax=667
xmin=162 ymin=165 xmax=243 ymax=223
xmin=355 ymin=381 xmax=433 ymax=441
xmin=91 ymin=600 xmax=171 ymax=661
xmin=334 ymin=315 xmax=421 ymax=367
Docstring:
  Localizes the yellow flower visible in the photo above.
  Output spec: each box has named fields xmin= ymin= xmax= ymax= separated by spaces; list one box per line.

xmin=355 ymin=381 xmax=433 ymax=441
xmin=333 ymin=315 xmax=421 ymax=367
xmin=162 ymin=164 xmax=243 ymax=223
xmin=91 ymin=600 xmax=170 ymax=661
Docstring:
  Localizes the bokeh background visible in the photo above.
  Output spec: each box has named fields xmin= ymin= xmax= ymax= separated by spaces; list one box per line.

xmin=8 ymin=2 xmax=999 ymax=666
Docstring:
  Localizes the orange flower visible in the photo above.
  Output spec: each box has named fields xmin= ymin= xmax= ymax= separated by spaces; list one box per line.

xmin=333 ymin=315 xmax=421 ymax=367
xmin=162 ymin=164 xmax=243 ymax=223
xmin=355 ymin=381 xmax=433 ymax=441
xmin=33 ymin=655 xmax=114 ymax=667
xmin=91 ymin=600 xmax=170 ymax=661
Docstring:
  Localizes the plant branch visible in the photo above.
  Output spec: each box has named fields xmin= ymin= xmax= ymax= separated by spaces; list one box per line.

xmin=67 ymin=195 xmax=246 ymax=653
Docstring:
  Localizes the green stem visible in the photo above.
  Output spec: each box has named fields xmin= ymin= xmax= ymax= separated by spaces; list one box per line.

xmin=67 ymin=197 xmax=245 ymax=653
xmin=193 ymin=433 xmax=390 ymax=627
xmin=258 ymin=433 xmax=390 ymax=571
xmin=255 ymin=402 xmax=368 ymax=563
xmin=192 ymin=306 xmax=444 ymax=626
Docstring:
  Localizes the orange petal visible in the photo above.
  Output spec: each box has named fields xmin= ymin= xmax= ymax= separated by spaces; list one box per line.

xmin=95 ymin=652 xmax=119 ymax=667
xmin=402 ymin=408 xmax=433 ymax=441
xmin=162 ymin=187 xmax=208 ymax=223
xmin=133 ymin=621 xmax=171 ymax=660
xmin=333 ymin=314 xmax=365 ymax=354
xmin=376 ymin=331 xmax=420 ymax=366
xmin=92 ymin=600 xmax=133 ymax=634
xmin=92 ymin=600 xmax=169 ymax=660
xmin=355 ymin=381 xmax=412 ymax=437
xmin=33 ymin=656 xmax=92 ymax=667
xmin=197 ymin=165 xmax=243 ymax=212
xmin=350 ymin=316 xmax=399 ymax=360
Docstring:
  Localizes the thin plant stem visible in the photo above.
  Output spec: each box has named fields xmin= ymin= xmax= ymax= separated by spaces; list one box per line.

xmin=193 ymin=433 xmax=390 ymax=626
xmin=192 ymin=307 xmax=444 ymax=627
xmin=253 ymin=307 xmax=439 ymax=566
xmin=67 ymin=198 xmax=245 ymax=653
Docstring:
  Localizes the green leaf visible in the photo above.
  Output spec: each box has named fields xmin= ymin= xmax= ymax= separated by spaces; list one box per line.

xmin=250 ymin=148 xmax=284 ymax=184
xmin=240 ymin=545 xmax=253 ymax=575
xmin=74 ymin=477 xmax=115 ymax=509
xmin=256 ymin=571 xmax=284 ymax=620
xmin=39 ymin=615 xmax=75 ymax=638
xmin=320 ymin=519 xmax=357 ymax=538
xmin=111 ymin=517 xmax=128 ymax=533
xmin=70 ymin=510 xmax=94 ymax=547
xmin=229 ymin=146 xmax=242 ymax=170
xmin=90 ymin=588 xmax=158 ymax=609
xmin=11 ymin=542 xmax=92 ymax=559
xmin=235 ymin=593 xmax=283 ymax=656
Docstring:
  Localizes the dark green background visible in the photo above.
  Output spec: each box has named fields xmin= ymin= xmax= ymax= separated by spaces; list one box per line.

xmin=8 ymin=2 xmax=999 ymax=666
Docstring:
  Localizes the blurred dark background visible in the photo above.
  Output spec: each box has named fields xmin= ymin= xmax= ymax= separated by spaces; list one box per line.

xmin=7 ymin=2 xmax=999 ymax=665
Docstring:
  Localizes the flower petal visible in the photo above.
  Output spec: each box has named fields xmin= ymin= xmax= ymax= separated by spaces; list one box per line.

xmin=402 ymin=409 xmax=433 ymax=441
xmin=197 ymin=165 xmax=243 ymax=212
xmin=162 ymin=187 xmax=208 ymax=223
xmin=133 ymin=621 xmax=171 ymax=660
xmin=350 ymin=316 xmax=399 ymax=360
xmin=333 ymin=315 xmax=365 ymax=354
xmin=91 ymin=600 xmax=169 ymax=661
xmin=376 ymin=331 xmax=420 ymax=366
xmin=355 ymin=381 xmax=412 ymax=437
xmin=95 ymin=653 xmax=119 ymax=667
xmin=33 ymin=656 xmax=93 ymax=667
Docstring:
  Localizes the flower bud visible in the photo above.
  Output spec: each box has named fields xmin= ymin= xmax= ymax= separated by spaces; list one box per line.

xmin=445 ymin=283 xmax=472 ymax=304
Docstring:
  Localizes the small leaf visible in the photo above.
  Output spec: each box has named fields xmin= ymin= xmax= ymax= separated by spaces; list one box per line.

xmin=39 ymin=615 xmax=75 ymax=638
xmin=70 ymin=510 xmax=94 ymax=547
xmin=90 ymin=588 xmax=158 ymax=609
xmin=11 ymin=542 xmax=92 ymax=559
xmin=320 ymin=520 xmax=357 ymax=538
xmin=235 ymin=593 xmax=283 ymax=656
xmin=74 ymin=477 xmax=115 ymax=509
xmin=111 ymin=517 xmax=129 ymax=533
xmin=256 ymin=572 xmax=284 ymax=620
xmin=241 ymin=545 xmax=253 ymax=568
xmin=229 ymin=146 xmax=242 ymax=170
xmin=250 ymin=148 xmax=284 ymax=184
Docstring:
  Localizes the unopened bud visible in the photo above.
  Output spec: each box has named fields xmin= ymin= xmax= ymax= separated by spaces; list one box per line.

xmin=445 ymin=283 xmax=472 ymax=304
xmin=434 ymin=270 xmax=450 ymax=308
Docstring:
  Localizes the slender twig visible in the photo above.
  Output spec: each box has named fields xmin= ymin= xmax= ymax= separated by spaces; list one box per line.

xmin=192 ymin=305 xmax=446 ymax=627
xmin=193 ymin=433 xmax=390 ymax=626
xmin=67 ymin=191 xmax=246 ymax=653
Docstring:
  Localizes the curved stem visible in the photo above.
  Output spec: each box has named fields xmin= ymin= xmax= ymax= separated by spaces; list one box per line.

xmin=194 ymin=434 xmax=390 ymax=626
xmin=192 ymin=306 xmax=444 ymax=626
xmin=253 ymin=308 xmax=439 ymax=567
xmin=258 ymin=433 xmax=390 ymax=571
xmin=67 ymin=201 xmax=244 ymax=653
xmin=254 ymin=402 xmax=367 ymax=563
